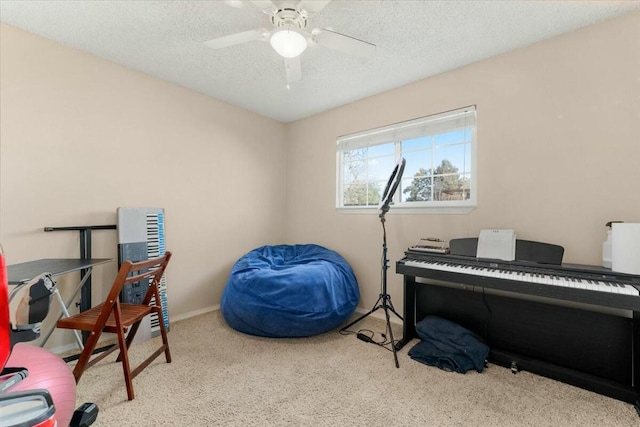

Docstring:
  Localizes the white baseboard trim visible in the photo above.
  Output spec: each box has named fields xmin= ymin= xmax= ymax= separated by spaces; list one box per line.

xmin=50 ymin=333 xmax=117 ymax=356
xmin=48 ymin=306 xmax=219 ymax=355
xmin=171 ymin=305 xmax=219 ymax=324
xmin=170 ymin=305 xmax=397 ymax=326
xmin=50 ymin=342 xmax=82 ymax=356
xmin=49 ymin=305 xmax=391 ymax=354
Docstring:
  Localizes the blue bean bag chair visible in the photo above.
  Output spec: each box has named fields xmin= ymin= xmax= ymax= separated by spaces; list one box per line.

xmin=221 ymin=244 xmax=360 ymax=338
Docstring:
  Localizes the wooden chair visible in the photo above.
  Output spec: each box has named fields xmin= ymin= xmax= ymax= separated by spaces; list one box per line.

xmin=57 ymin=252 xmax=172 ymax=401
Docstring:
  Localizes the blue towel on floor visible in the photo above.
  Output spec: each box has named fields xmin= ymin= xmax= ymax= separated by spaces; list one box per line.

xmin=408 ymin=315 xmax=489 ymax=373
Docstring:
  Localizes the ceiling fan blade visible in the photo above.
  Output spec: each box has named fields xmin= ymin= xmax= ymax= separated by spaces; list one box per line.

xmin=204 ymin=28 xmax=268 ymax=49
xmin=313 ymin=28 xmax=375 ymax=58
xmin=284 ymin=56 xmax=302 ymax=88
xmin=301 ymin=0 xmax=332 ymax=14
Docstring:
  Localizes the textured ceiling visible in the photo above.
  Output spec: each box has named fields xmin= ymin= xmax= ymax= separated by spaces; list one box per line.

xmin=1 ymin=1 xmax=639 ymax=123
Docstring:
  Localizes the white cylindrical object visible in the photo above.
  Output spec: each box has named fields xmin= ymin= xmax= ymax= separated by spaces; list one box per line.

xmin=602 ymin=229 xmax=612 ymax=268
xmin=611 ymin=223 xmax=640 ymax=274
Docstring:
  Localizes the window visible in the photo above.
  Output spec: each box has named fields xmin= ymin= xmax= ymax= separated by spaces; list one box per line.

xmin=336 ymin=106 xmax=476 ymax=213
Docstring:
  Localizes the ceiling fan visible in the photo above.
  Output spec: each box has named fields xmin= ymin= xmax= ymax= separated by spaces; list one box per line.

xmin=205 ymin=0 xmax=375 ymax=88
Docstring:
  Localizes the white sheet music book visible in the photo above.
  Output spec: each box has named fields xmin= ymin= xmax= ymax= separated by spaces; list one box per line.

xmin=477 ymin=229 xmax=516 ymax=261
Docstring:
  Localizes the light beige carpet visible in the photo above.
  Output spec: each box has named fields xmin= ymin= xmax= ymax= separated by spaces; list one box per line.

xmin=73 ymin=310 xmax=639 ymax=426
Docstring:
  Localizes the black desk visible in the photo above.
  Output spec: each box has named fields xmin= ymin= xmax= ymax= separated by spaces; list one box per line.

xmin=7 ymin=258 xmax=112 ymax=348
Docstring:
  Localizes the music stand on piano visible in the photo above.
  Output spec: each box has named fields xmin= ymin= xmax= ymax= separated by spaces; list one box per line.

xmin=340 ymin=158 xmax=406 ymax=368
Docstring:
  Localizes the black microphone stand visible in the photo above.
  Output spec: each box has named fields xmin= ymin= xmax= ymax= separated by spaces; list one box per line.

xmin=339 ymin=205 xmax=403 ymax=368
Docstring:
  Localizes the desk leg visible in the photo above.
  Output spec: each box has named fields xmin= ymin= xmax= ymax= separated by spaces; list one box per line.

xmin=51 ymin=288 xmax=83 ymax=349
xmin=633 ymin=311 xmax=640 ymax=413
xmin=39 ymin=270 xmax=93 ymax=350
xmin=79 ymin=229 xmax=92 ymax=314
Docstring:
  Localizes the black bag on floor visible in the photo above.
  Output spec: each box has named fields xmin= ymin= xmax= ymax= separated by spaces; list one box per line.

xmin=408 ymin=315 xmax=489 ymax=373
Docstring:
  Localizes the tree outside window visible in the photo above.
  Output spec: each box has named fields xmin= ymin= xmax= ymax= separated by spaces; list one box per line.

xmin=337 ymin=106 xmax=476 ymax=212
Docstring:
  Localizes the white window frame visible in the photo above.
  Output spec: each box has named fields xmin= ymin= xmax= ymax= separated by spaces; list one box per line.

xmin=336 ymin=106 xmax=477 ymax=214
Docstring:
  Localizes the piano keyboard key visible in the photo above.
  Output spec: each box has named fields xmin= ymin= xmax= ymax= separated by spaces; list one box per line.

xmin=404 ymin=259 xmax=640 ymax=296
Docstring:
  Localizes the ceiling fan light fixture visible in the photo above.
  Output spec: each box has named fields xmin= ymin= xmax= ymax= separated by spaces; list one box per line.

xmin=270 ymin=28 xmax=308 ymax=58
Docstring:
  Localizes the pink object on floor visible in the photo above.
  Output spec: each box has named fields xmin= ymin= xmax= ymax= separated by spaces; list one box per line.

xmin=5 ymin=343 xmax=77 ymax=427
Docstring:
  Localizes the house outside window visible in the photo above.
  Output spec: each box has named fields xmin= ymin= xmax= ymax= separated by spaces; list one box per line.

xmin=336 ymin=106 xmax=477 ymax=213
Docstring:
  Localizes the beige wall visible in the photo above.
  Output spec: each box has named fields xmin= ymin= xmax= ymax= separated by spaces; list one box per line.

xmin=285 ymin=12 xmax=640 ymax=315
xmin=0 ymin=25 xmax=287 ymax=350
xmin=2 ymin=12 xmax=640 ymax=349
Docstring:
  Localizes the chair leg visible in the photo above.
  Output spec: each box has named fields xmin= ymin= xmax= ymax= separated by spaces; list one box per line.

xmin=72 ymin=329 xmax=102 ymax=384
xmin=156 ymin=308 xmax=172 ymax=363
xmin=118 ymin=309 xmax=171 ymax=364
xmin=116 ymin=320 xmax=141 ymax=363
xmin=115 ymin=325 xmax=135 ymax=401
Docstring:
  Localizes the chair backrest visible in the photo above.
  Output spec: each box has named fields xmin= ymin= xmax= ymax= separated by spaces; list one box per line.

xmin=97 ymin=253 xmax=172 ymax=321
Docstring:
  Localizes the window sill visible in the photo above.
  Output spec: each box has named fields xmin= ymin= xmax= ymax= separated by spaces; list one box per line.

xmin=336 ymin=205 xmax=476 ymax=215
